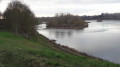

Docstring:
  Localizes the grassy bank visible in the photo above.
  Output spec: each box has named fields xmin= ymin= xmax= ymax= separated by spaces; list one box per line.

xmin=0 ymin=31 xmax=119 ymax=67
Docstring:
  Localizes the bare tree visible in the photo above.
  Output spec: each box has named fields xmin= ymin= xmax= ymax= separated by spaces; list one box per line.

xmin=0 ymin=13 xmax=1 ymax=19
xmin=4 ymin=0 xmax=37 ymax=39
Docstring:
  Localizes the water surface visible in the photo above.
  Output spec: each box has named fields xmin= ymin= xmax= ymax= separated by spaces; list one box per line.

xmin=37 ymin=20 xmax=120 ymax=64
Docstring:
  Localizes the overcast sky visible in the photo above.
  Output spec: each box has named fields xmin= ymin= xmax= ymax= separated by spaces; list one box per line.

xmin=0 ymin=0 xmax=120 ymax=17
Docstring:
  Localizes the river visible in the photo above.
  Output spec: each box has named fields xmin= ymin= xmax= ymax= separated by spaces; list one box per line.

xmin=37 ymin=20 xmax=120 ymax=64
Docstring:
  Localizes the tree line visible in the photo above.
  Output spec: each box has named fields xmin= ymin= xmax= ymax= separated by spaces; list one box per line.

xmin=81 ymin=13 xmax=120 ymax=20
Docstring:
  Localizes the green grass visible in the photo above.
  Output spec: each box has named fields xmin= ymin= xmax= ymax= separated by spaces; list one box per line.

xmin=0 ymin=31 xmax=119 ymax=67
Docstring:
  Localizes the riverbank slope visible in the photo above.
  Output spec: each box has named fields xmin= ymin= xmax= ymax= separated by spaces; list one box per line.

xmin=0 ymin=31 xmax=119 ymax=67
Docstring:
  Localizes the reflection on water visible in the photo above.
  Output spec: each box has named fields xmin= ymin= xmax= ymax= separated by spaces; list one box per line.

xmin=37 ymin=20 xmax=120 ymax=64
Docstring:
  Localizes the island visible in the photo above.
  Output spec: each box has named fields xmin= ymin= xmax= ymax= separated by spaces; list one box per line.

xmin=47 ymin=13 xmax=88 ymax=29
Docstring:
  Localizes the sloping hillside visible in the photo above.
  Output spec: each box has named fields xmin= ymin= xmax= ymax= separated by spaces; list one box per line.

xmin=0 ymin=31 xmax=119 ymax=67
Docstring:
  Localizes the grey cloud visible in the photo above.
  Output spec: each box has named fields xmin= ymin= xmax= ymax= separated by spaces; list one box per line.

xmin=2 ymin=0 xmax=120 ymax=5
xmin=25 ymin=0 xmax=120 ymax=4
xmin=0 ymin=0 xmax=120 ymax=17
xmin=4 ymin=0 xmax=120 ymax=6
